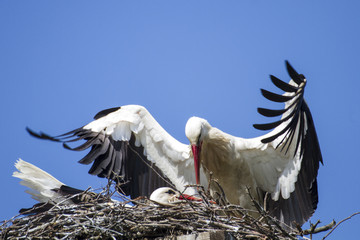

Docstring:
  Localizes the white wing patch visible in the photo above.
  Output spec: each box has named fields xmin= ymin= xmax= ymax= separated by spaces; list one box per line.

xmin=242 ymin=114 xmax=305 ymax=201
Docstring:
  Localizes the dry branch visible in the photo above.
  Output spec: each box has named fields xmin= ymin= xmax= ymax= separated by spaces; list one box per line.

xmin=321 ymin=212 xmax=360 ymax=240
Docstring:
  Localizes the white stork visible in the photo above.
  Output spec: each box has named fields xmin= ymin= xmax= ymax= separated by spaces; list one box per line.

xmin=27 ymin=61 xmax=322 ymax=228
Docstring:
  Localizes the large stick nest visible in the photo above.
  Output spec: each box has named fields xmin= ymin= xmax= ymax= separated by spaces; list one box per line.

xmin=0 ymin=185 xmax=330 ymax=240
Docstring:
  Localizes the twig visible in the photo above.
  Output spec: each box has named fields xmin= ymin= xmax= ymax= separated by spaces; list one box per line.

xmin=301 ymin=220 xmax=335 ymax=236
xmin=246 ymin=187 xmax=297 ymax=240
xmin=322 ymin=212 xmax=360 ymax=240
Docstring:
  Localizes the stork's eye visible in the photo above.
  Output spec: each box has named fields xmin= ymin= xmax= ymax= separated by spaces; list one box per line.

xmin=165 ymin=189 xmax=176 ymax=195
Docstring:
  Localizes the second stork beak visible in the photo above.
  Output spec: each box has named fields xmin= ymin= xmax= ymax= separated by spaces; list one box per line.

xmin=191 ymin=144 xmax=201 ymax=185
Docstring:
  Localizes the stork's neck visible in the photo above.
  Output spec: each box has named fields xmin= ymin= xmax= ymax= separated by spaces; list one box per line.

xmin=185 ymin=117 xmax=211 ymax=185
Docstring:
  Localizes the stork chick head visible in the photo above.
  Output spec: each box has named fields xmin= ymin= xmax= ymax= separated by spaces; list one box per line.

xmin=185 ymin=117 xmax=209 ymax=185
xmin=150 ymin=187 xmax=206 ymax=205
xmin=150 ymin=187 xmax=180 ymax=205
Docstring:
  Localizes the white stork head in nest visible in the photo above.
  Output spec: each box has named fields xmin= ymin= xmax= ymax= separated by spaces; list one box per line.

xmin=149 ymin=187 xmax=180 ymax=205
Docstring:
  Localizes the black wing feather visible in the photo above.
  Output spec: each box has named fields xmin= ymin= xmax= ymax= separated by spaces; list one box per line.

xmin=270 ymin=75 xmax=298 ymax=93
xmin=78 ymin=142 xmax=108 ymax=165
xmin=255 ymin=61 xmax=323 ymax=228
xmin=93 ymin=107 xmax=121 ymax=120
xmin=285 ymin=60 xmax=304 ymax=85
xmin=261 ymin=89 xmax=293 ymax=103
xmin=257 ymin=107 xmax=287 ymax=117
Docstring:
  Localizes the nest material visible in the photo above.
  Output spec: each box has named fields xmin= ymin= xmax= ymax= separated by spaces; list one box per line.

xmin=1 ymin=187 xmax=303 ymax=240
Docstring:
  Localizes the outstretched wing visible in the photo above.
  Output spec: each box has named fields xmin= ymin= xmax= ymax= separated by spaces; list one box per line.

xmin=27 ymin=105 xmax=199 ymax=198
xmin=240 ymin=61 xmax=322 ymax=227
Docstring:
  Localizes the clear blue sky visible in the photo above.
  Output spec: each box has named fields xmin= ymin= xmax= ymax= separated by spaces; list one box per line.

xmin=1 ymin=1 xmax=359 ymax=239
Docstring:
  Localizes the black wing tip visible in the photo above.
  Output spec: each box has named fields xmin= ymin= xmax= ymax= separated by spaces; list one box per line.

xmin=26 ymin=126 xmax=39 ymax=137
xmin=93 ymin=107 xmax=121 ymax=120
xmin=285 ymin=60 xmax=306 ymax=85
xmin=285 ymin=60 xmax=294 ymax=72
xmin=257 ymin=107 xmax=286 ymax=117
xmin=285 ymin=60 xmax=297 ymax=76
xmin=253 ymin=122 xmax=280 ymax=131
xmin=254 ymin=61 xmax=307 ymax=133
xmin=63 ymin=142 xmax=72 ymax=150
xmin=260 ymin=88 xmax=292 ymax=103
xmin=269 ymin=74 xmax=277 ymax=81
xmin=26 ymin=126 xmax=36 ymax=136
xmin=26 ymin=127 xmax=60 ymax=142
xmin=270 ymin=74 xmax=299 ymax=93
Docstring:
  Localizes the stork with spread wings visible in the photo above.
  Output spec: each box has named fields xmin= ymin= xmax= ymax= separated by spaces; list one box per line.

xmin=27 ymin=61 xmax=322 ymax=228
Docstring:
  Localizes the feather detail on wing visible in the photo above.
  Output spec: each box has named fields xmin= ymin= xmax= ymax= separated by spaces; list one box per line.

xmin=26 ymin=105 xmax=200 ymax=198
xmin=240 ymin=61 xmax=322 ymax=227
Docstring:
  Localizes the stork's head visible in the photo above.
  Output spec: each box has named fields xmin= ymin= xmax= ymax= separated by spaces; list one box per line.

xmin=150 ymin=187 xmax=180 ymax=205
xmin=185 ymin=117 xmax=209 ymax=185
xmin=150 ymin=187 xmax=206 ymax=205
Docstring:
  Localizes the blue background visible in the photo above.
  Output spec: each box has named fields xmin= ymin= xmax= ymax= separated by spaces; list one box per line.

xmin=1 ymin=1 xmax=359 ymax=239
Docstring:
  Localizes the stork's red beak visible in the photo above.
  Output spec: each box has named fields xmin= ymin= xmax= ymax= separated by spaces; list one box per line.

xmin=179 ymin=194 xmax=202 ymax=201
xmin=179 ymin=193 xmax=216 ymax=204
xmin=191 ymin=144 xmax=201 ymax=185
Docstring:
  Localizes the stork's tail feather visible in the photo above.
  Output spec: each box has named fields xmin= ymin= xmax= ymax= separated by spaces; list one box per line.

xmin=13 ymin=159 xmax=65 ymax=203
